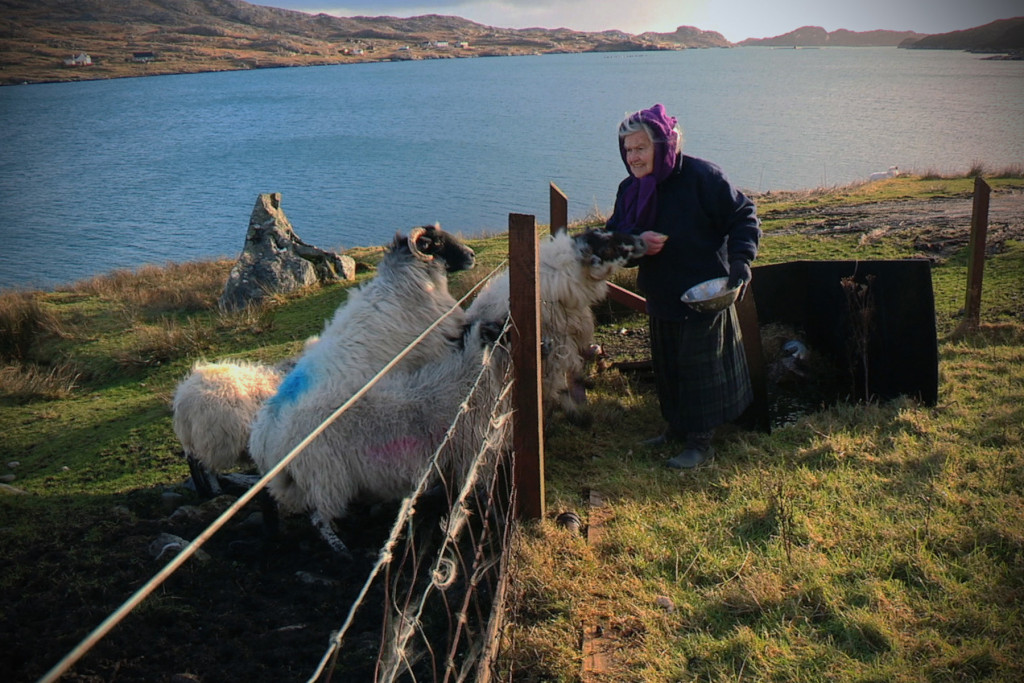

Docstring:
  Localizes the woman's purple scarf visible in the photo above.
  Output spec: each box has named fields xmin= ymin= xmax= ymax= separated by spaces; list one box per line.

xmin=616 ymin=103 xmax=679 ymax=232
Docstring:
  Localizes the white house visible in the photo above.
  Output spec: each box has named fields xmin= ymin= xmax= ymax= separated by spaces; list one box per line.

xmin=63 ymin=53 xmax=92 ymax=67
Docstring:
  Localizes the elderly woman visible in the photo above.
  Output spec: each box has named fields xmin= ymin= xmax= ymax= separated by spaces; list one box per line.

xmin=606 ymin=104 xmax=761 ymax=469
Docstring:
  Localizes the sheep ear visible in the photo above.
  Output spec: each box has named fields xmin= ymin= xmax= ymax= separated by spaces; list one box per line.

xmin=407 ymin=226 xmax=433 ymax=261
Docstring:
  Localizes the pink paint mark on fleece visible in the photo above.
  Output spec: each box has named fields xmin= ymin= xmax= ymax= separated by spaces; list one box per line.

xmin=368 ymin=435 xmax=425 ymax=464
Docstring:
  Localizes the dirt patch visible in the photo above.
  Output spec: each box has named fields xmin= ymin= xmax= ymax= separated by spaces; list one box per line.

xmin=0 ymin=485 xmax=484 ymax=682
xmin=760 ymin=187 xmax=1024 ymax=261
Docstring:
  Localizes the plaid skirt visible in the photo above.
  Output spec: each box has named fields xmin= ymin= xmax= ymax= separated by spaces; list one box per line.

xmin=649 ymin=306 xmax=752 ymax=434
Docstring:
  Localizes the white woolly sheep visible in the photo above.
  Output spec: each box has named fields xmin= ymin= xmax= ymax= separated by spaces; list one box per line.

xmin=173 ymin=359 xmax=284 ymax=497
xmin=253 ymin=319 xmax=508 ymax=555
xmin=171 ymin=338 xmax=317 ymax=497
xmin=248 ymin=223 xmax=478 ymax=552
xmin=466 ymin=228 xmax=646 ymax=423
xmin=869 ymin=166 xmax=900 ymax=181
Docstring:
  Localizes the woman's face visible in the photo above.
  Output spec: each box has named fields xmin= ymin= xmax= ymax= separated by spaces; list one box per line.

xmin=623 ymin=130 xmax=655 ymax=179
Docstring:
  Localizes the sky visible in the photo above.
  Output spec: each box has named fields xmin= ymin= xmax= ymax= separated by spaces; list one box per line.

xmin=259 ymin=0 xmax=1022 ymax=43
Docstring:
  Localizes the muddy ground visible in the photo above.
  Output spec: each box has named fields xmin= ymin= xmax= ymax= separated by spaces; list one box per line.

xmin=2 ymin=188 xmax=1022 ymax=682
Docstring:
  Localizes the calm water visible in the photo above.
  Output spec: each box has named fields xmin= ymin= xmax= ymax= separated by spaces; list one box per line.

xmin=1 ymin=47 xmax=1022 ymax=289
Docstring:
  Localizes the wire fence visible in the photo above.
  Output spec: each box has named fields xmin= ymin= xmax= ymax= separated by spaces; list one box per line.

xmin=310 ymin=337 xmax=516 ymax=681
xmin=39 ymin=261 xmax=523 ymax=682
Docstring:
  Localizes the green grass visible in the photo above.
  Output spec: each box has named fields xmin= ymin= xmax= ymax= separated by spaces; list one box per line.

xmin=507 ymin=174 xmax=1024 ymax=681
xmin=1 ymin=174 xmax=1022 ymax=681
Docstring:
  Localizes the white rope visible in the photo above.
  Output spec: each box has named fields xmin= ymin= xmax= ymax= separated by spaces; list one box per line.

xmin=39 ymin=261 xmax=509 ymax=683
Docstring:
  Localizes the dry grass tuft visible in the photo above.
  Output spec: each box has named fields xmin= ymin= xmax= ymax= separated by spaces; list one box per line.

xmin=113 ymin=317 xmax=213 ymax=369
xmin=917 ymin=163 xmax=1024 ymax=181
xmin=0 ymin=360 xmax=81 ymax=402
xmin=215 ymin=298 xmax=277 ymax=336
xmin=62 ymin=259 xmax=233 ymax=315
xmin=0 ymin=290 xmax=65 ymax=361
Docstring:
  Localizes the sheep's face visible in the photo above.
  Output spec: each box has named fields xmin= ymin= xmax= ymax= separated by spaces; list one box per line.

xmin=403 ymin=223 xmax=476 ymax=273
xmin=575 ymin=230 xmax=647 ymax=280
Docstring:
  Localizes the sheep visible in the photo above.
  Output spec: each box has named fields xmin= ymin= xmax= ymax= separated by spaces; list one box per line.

xmin=466 ymin=228 xmax=646 ymax=424
xmin=173 ymin=359 xmax=284 ymax=498
xmin=171 ymin=339 xmax=316 ymax=498
xmin=869 ymin=165 xmax=900 ymax=181
xmin=252 ymin=319 xmax=509 ymax=555
xmin=248 ymin=223 xmax=479 ymax=552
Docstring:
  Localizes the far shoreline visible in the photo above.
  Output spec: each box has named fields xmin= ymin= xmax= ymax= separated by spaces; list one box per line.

xmin=8 ymin=43 xmax=1003 ymax=89
xmin=4 ymin=172 xmax=1023 ymax=294
xmin=7 ymin=42 xmax=1019 ymax=88
xmin=2 ymin=47 xmax=645 ymax=88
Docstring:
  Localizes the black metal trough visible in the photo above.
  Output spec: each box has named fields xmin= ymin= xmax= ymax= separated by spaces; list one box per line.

xmin=743 ymin=259 xmax=939 ymax=431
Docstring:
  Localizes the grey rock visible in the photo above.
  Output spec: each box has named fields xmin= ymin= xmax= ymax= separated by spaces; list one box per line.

xmin=655 ymin=595 xmax=676 ymax=612
xmin=219 ymin=193 xmax=355 ymax=311
xmin=167 ymin=505 xmax=204 ymax=525
xmin=161 ymin=491 xmax=185 ymax=512
xmin=240 ymin=511 xmax=265 ymax=529
xmin=169 ymin=675 xmax=202 ymax=683
xmin=149 ymin=532 xmax=210 ymax=562
xmin=0 ymin=474 xmax=15 ymax=483
xmin=296 ymin=570 xmax=339 ymax=587
xmin=111 ymin=505 xmax=134 ymax=521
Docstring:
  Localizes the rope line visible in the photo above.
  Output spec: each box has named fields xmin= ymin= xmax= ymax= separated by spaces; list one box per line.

xmin=39 ymin=261 xmax=509 ymax=683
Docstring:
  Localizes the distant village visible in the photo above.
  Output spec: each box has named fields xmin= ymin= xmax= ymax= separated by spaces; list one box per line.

xmin=61 ymin=35 xmax=486 ymax=70
xmin=63 ymin=51 xmax=157 ymax=67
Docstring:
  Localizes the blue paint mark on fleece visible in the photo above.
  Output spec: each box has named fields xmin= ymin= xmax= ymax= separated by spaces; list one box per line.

xmin=268 ymin=357 xmax=313 ymax=411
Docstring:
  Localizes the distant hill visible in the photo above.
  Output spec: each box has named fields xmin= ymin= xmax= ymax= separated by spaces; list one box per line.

xmin=1 ymin=0 xmax=1020 ymax=86
xmin=0 ymin=0 xmax=687 ymax=85
xmin=638 ymin=25 xmax=731 ymax=49
xmin=738 ymin=26 xmax=926 ymax=47
xmin=900 ymin=16 xmax=1024 ymax=51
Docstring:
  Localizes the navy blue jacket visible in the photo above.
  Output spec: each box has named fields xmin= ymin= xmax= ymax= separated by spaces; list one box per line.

xmin=607 ymin=154 xmax=761 ymax=321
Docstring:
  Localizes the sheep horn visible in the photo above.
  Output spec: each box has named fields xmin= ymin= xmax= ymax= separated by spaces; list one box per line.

xmin=406 ymin=225 xmax=434 ymax=262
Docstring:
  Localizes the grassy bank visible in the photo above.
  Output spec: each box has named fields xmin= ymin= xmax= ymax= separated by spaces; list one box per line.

xmin=1 ymin=173 xmax=1022 ymax=681
xmin=504 ymin=175 xmax=1024 ymax=681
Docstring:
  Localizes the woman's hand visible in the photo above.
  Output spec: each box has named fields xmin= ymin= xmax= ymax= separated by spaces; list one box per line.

xmin=728 ymin=260 xmax=752 ymax=300
xmin=639 ymin=231 xmax=668 ymax=256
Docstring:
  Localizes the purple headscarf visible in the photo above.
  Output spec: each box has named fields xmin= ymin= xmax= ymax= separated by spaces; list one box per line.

xmin=616 ymin=103 xmax=679 ymax=232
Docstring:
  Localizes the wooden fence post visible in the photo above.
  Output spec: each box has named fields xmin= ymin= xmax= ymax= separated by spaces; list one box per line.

xmin=508 ymin=213 xmax=546 ymax=520
xmin=963 ymin=176 xmax=991 ymax=328
xmin=550 ymin=182 xmax=568 ymax=235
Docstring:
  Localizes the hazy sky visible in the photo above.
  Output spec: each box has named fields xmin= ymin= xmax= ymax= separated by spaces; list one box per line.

xmin=260 ymin=0 xmax=1021 ymax=42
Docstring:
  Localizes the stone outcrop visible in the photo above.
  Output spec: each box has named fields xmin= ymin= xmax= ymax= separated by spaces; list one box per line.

xmin=219 ymin=193 xmax=355 ymax=311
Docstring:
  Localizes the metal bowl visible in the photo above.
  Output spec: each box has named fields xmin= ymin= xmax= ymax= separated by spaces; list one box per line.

xmin=681 ymin=277 xmax=741 ymax=312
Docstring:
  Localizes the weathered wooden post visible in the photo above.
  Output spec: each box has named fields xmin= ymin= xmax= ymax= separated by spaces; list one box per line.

xmin=963 ymin=176 xmax=991 ymax=328
xmin=735 ymin=287 xmax=770 ymax=432
xmin=550 ymin=182 xmax=568 ymax=235
xmin=508 ymin=213 xmax=545 ymax=520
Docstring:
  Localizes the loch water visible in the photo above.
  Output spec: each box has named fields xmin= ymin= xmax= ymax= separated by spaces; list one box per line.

xmin=1 ymin=47 xmax=1021 ymax=289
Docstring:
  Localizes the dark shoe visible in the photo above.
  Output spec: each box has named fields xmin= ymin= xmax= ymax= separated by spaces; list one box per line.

xmin=641 ymin=431 xmax=684 ymax=447
xmin=666 ymin=446 xmax=715 ymax=470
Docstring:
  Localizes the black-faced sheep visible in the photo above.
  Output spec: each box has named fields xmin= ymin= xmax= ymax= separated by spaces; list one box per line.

xmin=466 ymin=228 xmax=646 ymax=423
xmin=252 ymin=319 xmax=508 ymax=555
xmin=248 ymin=223 xmax=479 ymax=552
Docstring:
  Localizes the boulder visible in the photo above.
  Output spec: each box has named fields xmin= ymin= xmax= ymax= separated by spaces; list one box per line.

xmin=219 ymin=193 xmax=355 ymax=311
